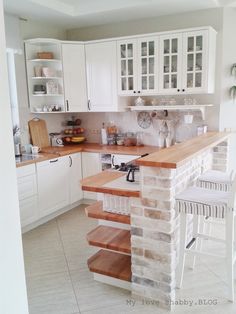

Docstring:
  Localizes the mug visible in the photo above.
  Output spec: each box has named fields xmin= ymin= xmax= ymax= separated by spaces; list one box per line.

xmin=31 ymin=146 xmax=41 ymax=155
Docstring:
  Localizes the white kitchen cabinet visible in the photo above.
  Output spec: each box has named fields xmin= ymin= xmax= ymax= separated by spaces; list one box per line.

xmin=82 ymin=152 xmax=102 ymax=200
xmin=182 ymin=29 xmax=216 ymax=93
xmin=159 ymin=28 xmax=216 ymax=94
xmin=69 ymin=153 xmax=83 ymax=204
xmin=37 ymin=156 xmax=69 ymax=217
xmin=17 ymin=164 xmax=38 ymax=227
xmin=62 ymin=43 xmax=88 ymax=112
xmin=117 ymin=37 xmax=158 ymax=96
xmin=86 ymin=41 xmax=118 ymax=112
xmin=159 ymin=33 xmax=182 ymax=94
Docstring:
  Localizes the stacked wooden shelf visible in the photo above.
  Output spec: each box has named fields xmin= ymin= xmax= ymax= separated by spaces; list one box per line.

xmin=85 ymin=201 xmax=131 ymax=284
xmin=88 ymin=250 xmax=131 ymax=282
xmin=87 ymin=225 xmax=131 ymax=254
xmin=85 ymin=201 xmax=130 ymax=224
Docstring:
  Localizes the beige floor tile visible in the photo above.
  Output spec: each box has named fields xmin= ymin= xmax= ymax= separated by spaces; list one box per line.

xmin=26 ymin=271 xmax=79 ymax=314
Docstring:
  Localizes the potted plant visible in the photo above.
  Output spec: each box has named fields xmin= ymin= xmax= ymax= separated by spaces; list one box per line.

xmin=230 ymin=64 xmax=236 ymax=101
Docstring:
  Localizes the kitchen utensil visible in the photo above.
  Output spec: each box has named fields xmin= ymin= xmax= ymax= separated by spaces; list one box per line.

xmin=31 ymin=146 xmax=41 ymax=155
xmin=28 ymin=118 xmax=50 ymax=148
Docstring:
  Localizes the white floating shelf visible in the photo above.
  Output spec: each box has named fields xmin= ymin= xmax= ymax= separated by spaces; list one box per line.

xmin=28 ymin=59 xmax=61 ymax=62
xmin=32 ymin=94 xmax=64 ymax=97
xmin=31 ymin=111 xmax=65 ymax=114
xmin=31 ymin=77 xmax=62 ymax=80
xmin=128 ymin=104 xmax=213 ymax=120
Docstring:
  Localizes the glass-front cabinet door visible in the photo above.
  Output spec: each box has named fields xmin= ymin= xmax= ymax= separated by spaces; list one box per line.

xmin=182 ymin=31 xmax=207 ymax=93
xmin=159 ymin=34 xmax=182 ymax=94
xmin=117 ymin=40 xmax=137 ymax=95
xmin=137 ymin=37 xmax=158 ymax=94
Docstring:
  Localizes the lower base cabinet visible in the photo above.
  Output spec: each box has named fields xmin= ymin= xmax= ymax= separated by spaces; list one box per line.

xmin=37 ymin=156 xmax=70 ymax=218
xmin=19 ymin=196 xmax=38 ymax=227
xmin=82 ymin=152 xmax=102 ymax=200
xmin=69 ymin=153 xmax=83 ymax=204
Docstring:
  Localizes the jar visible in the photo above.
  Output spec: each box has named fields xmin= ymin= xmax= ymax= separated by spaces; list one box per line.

xmin=107 ymin=134 xmax=116 ymax=145
xmin=116 ymin=133 xmax=125 ymax=146
xmin=124 ymin=132 xmax=137 ymax=146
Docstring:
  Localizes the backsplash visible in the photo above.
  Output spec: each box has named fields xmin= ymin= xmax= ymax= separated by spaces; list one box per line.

xmin=19 ymin=107 xmax=205 ymax=147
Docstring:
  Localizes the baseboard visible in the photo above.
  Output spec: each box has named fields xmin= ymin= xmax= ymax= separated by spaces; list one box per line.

xmin=21 ymin=199 xmax=95 ymax=233
xmin=93 ymin=273 xmax=131 ymax=290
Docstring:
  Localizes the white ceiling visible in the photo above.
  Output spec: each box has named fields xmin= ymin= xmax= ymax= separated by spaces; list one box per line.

xmin=3 ymin=0 xmax=236 ymax=29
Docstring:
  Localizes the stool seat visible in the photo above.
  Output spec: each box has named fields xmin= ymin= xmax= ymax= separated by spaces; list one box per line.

xmin=176 ymin=186 xmax=231 ymax=218
xmin=198 ymin=170 xmax=232 ymax=191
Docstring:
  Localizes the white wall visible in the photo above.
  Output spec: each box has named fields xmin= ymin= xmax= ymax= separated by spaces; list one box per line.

xmin=219 ymin=8 xmax=236 ymax=172
xmin=0 ymin=2 xmax=29 ymax=314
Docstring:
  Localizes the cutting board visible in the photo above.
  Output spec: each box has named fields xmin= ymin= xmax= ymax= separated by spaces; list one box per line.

xmin=28 ymin=118 xmax=50 ymax=148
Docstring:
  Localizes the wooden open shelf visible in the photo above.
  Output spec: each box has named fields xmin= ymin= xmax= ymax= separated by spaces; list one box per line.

xmin=85 ymin=201 xmax=130 ymax=225
xmin=88 ymin=249 xmax=131 ymax=282
xmin=87 ymin=225 xmax=131 ymax=254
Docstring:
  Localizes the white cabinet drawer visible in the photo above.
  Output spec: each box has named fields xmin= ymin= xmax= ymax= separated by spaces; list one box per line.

xmin=17 ymin=164 xmax=35 ymax=178
xmin=17 ymin=175 xmax=37 ymax=200
xmin=19 ymin=196 xmax=38 ymax=227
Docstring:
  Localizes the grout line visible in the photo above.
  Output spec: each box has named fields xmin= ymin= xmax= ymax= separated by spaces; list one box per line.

xmin=56 ymin=217 xmax=82 ymax=314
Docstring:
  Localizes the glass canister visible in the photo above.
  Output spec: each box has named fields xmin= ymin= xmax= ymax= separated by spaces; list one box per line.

xmin=116 ymin=133 xmax=125 ymax=146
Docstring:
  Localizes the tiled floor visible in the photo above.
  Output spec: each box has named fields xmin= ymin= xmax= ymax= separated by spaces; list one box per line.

xmin=23 ymin=204 xmax=236 ymax=314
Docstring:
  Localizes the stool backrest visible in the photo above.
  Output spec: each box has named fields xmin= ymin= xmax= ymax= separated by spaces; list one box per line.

xmin=228 ymin=173 xmax=236 ymax=209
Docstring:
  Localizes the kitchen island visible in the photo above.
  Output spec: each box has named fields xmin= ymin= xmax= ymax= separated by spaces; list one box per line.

xmin=81 ymin=132 xmax=231 ymax=310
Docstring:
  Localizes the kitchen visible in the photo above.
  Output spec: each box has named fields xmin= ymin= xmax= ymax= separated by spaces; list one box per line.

xmin=1 ymin=1 xmax=236 ymax=314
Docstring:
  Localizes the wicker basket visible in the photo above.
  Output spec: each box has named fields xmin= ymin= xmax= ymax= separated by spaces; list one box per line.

xmin=102 ymin=194 xmax=130 ymax=216
xmin=37 ymin=52 xmax=54 ymax=59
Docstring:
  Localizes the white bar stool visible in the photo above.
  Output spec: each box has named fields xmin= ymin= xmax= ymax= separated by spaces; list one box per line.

xmin=175 ymin=178 xmax=236 ymax=302
xmin=197 ymin=169 xmax=234 ymax=191
xmin=197 ymin=170 xmax=234 ymax=235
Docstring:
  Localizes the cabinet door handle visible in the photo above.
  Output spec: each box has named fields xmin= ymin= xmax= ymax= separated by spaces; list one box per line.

xmin=88 ymin=100 xmax=91 ymax=111
xmin=137 ymin=91 xmax=141 ymax=94
xmin=50 ymin=159 xmax=58 ymax=163
xmin=182 ymin=89 xmax=185 ymax=92
xmin=177 ymin=89 xmax=180 ymax=92
xmin=133 ymin=91 xmax=136 ymax=94
xmin=69 ymin=156 xmax=72 ymax=167
xmin=66 ymin=100 xmax=69 ymax=111
xmin=111 ymin=155 xmax=115 ymax=167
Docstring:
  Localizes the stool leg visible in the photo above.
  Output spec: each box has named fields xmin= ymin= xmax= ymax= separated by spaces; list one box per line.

xmin=225 ymin=210 xmax=234 ymax=302
xmin=190 ymin=215 xmax=199 ymax=270
xmin=176 ymin=212 xmax=187 ymax=288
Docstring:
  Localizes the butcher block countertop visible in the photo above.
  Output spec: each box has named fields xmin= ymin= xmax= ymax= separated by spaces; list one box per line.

xmin=81 ymin=171 xmax=140 ymax=198
xmin=137 ymin=132 xmax=230 ymax=169
xmin=16 ymin=143 xmax=159 ymax=168
xmin=40 ymin=143 xmax=159 ymax=156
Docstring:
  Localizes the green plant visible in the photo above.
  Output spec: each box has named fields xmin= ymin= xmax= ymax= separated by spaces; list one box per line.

xmin=230 ymin=85 xmax=236 ymax=101
xmin=231 ymin=64 xmax=236 ymax=77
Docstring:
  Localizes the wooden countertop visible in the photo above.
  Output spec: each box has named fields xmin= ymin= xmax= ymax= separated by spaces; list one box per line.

xmin=81 ymin=170 xmax=140 ymax=198
xmin=41 ymin=143 xmax=159 ymax=156
xmin=16 ymin=143 xmax=159 ymax=168
xmin=137 ymin=132 xmax=230 ymax=169
xmin=16 ymin=153 xmax=59 ymax=168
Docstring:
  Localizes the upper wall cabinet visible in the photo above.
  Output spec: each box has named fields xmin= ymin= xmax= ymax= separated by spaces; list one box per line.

xmin=85 ymin=41 xmax=118 ymax=112
xmin=117 ymin=37 xmax=158 ymax=96
xmin=62 ymin=43 xmax=88 ymax=112
xmin=25 ymin=39 xmax=65 ymax=113
xmin=159 ymin=33 xmax=182 ymax=94
xmin=117 ymin=27 xmax=216 ymax=96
